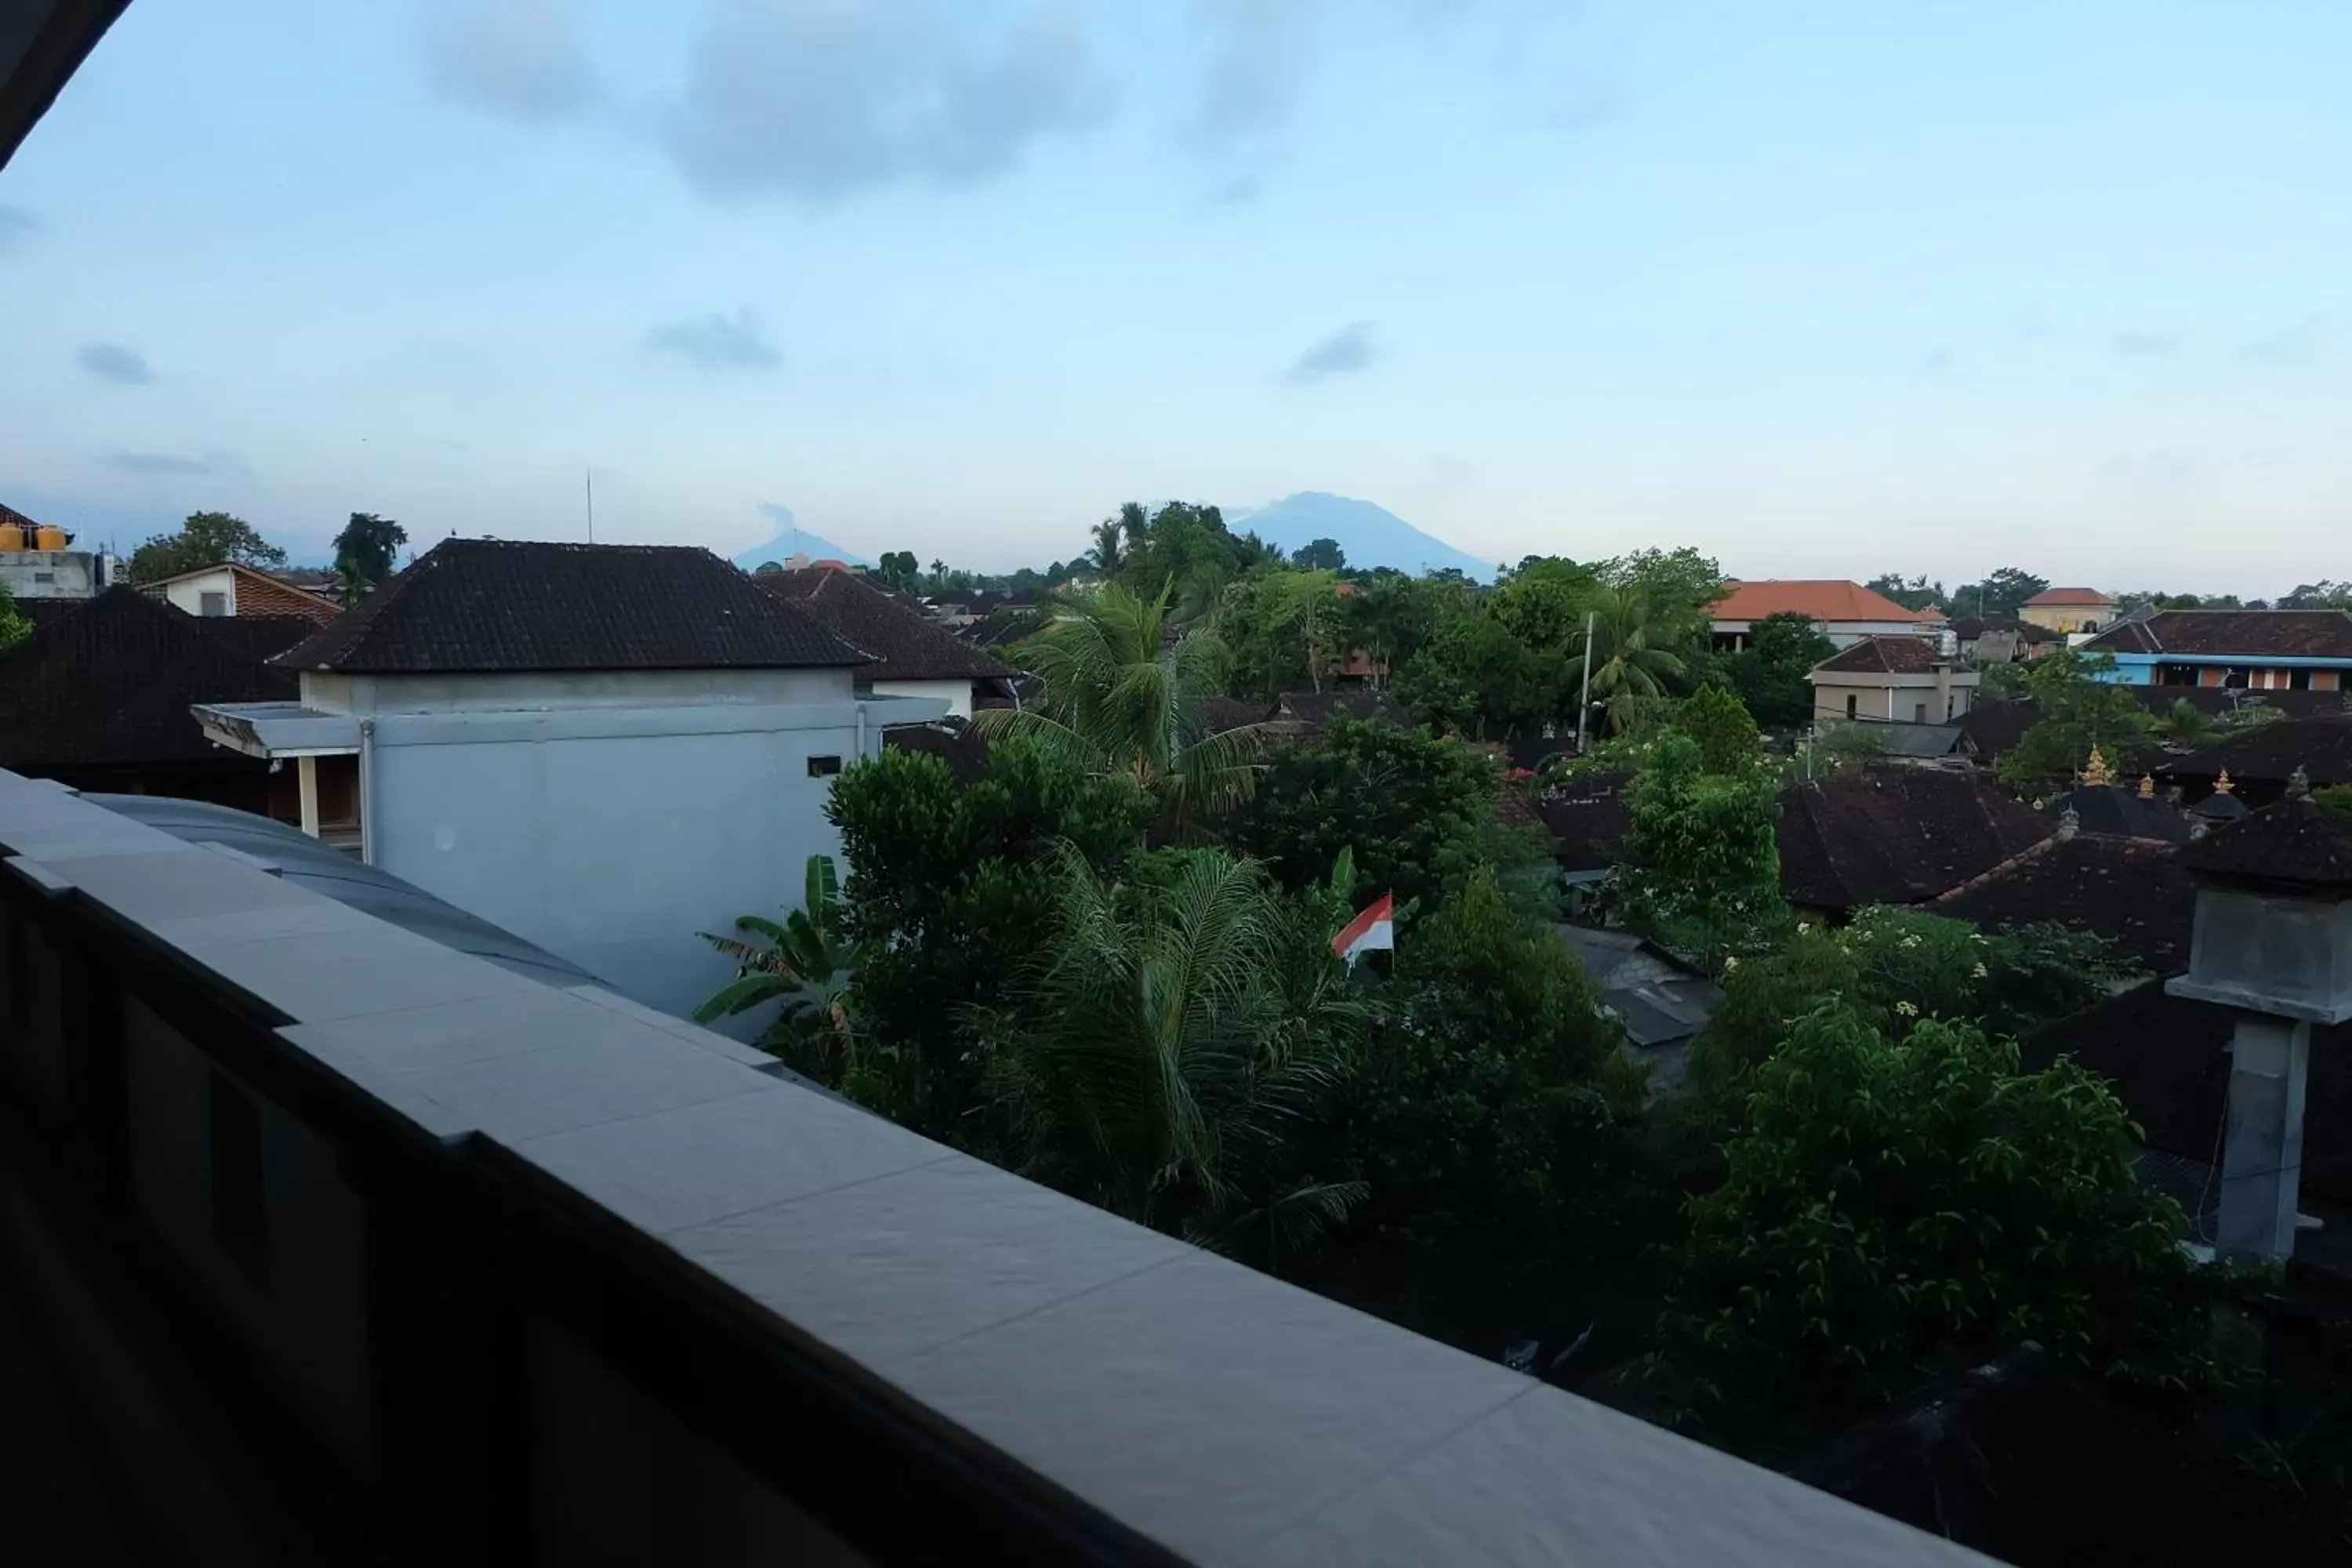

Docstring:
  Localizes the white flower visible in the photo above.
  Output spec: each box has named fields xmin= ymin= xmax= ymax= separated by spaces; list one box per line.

xmin=1796 ymin=922 xmax=1812 ymax=935
xmin=1971 ymin=962 xmax=1988 ymax=979
xmin=1722 ymin=955 xmax=1740 ymax=971
xmin=1900 ymin=935 xmax=1922 ymax=949
xmin=1894 ymin=1000 xmax=1919 ymax=1017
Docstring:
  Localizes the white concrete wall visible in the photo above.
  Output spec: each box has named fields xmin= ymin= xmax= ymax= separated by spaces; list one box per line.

xmin=0 ymin=550 xmax=105 ymax=599
xmin=1809 ymin=676 xmax=1978 ymax=725
xmin=361 ymin=706 xmax=883 ymax=1020
xmin=160 ymin=568 xmax=239 ymax=617
xmin=301 ymin=667 xmax=853 ymax=716
xmin=869 ymin=677 xmax=975 ymax=720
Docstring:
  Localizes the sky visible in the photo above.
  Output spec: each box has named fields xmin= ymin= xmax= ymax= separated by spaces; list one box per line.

xmin=1 ymin=0 xmax=2347 ymax=593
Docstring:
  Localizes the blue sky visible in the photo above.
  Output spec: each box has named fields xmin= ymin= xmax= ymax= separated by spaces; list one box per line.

xmin=1 ymin=1 xmax=2346 ymax=593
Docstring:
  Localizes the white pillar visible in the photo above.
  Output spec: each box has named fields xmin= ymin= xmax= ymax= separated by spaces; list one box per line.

xmin=2217 ymin=1015 xmax=2312 ymax=1261
xmin=296 ymin=754 xmax=321 ymax=838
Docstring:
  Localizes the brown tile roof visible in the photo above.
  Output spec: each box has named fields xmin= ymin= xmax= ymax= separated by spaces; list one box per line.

xmin=0 ymin=588 xmax=304 ymax=768
xmin=2161 ymin=715 xmax=2352 ymax=789
xmin=1711 ymin=580 xmax=1938 ymax=625
xmin=1811 ymin=635 xmax=1949 ymax=676
xmin=274 ymin=539 xmax=868 ymax=674
xmin=1271 ymin=690 xmax=1410 ymax=728
xmin=2022 ymin=587 xmax=2114 ymax=607
xmin=757 ymin=567 xmax=1011 ymax=683
xmin=2027 ymin=982 xmax=2352 ymax=1204
xmin=2082 ymin=609 xmax=2352 ymax=660
xmin=1935 ymin=833 xmax=2196 ymax=975
xmin=1778 ymin=768 xmax=2049 ymax=913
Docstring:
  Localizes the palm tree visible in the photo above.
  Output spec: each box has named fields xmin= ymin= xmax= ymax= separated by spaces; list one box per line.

xmin=695 ymin=856 xmax=857 ymax=1073
xmin=975 ymin=582 xmax=1264 ymax=820
xmin=973 ymin=844 xmax=1370 ymax=1260
xmin=1090 ymin=518 xmax=1124 ymax=577
xmin=1567 ymin=586 xmax=1687 ymax=735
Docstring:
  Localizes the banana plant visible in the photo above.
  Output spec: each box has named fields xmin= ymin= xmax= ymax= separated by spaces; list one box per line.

xmin=694 ymin=855 xmax=857 ymax=1061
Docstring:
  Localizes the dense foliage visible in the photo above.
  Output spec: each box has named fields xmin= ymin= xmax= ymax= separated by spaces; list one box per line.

xmin=1659 ymin=1003 xmax=2225 ymax=1450
xmin=331 ymin=511 xmax=407 ymax=592
xmin=1616 ymin=732 xmax=1785 ymax=964
xmin=0 ymin=581 xmax=31 ymax=652
xmin=1223 ymin=716 xmax=1545 ymax=916
xmin=1725 ymin=612 xmax=1834 ymax=728
xmin=128 ymin=510 xmax=288 ymax=581
xmin=1996 ymin=649 xmax=2156 ymax=791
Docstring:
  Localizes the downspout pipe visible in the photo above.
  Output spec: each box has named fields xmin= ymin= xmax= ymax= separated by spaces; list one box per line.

xmin=358 ymin=717 xmax=377 ymax=866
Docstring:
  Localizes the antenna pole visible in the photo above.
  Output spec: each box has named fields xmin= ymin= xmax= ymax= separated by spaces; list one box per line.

xmin=586 ymin=467 xmax=595 ymax=544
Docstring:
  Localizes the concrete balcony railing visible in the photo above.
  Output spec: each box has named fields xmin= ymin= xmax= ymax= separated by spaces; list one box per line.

xmin=0 ymin=768 xmax=1982 ymax=1566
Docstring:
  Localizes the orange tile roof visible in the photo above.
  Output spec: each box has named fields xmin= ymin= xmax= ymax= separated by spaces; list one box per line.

xmin=1710 ymin=579 xmax=1939 ymax=625
xmin=2023 ymin=586 xmax=2114 ymax=606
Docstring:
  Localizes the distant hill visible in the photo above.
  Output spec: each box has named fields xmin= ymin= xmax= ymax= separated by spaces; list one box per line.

xmin=1227 ymin=492 xmax=1494 ymax=581
xmin=731 ymin=517 xmax=870 ymax=573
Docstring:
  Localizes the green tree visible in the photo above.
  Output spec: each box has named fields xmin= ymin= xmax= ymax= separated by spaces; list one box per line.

xmin=1490 ymin=556 xmax=1602 ymax=650
xmin=824 ymin=735 xmax=1156 ymax=1134
xmin=1690 ymin=908 xmax=2121 ymax=1089
xmin=873 ymin=550 xmax=921 ymax=592
xmin=1214 ymin=568 xmax=1348 ymax=699
xmin=693 ymin=855 xmax=858 ymax=1079
xmin=971 ymin=844 xmax=1373 ymax=1260
xmin=1726 ymin=612 xmax=1835 ymax=728
xmin=0 ymin=581 xmax=31 ymax=653
xmin=1224 ymin=716 xmax=1548 ymax=916
xmin=1675 ymin=684 xmax=1762 ymax=774
xmin=1976 ymin=658 xmax=2031 ymax=699
xmin=978 ymin=582 xmax=1264 ymax=822
xmin=2152 ymin=697 xmax=2220 ymax=750
xmin=1996 ymin=649 xmax=2156 ymax=791
xmin=1323 ymin=867 xmax=1650 ymax=1319
xmin=1567 ymin=586 xmax=1690 ymax=735
xmin=1112 ymin=500 xmax=1248 ymax=620
xmin=1864 ymin=572 xmax=1947 ymax=612
xmin=1291 ymin=536 xmax=1346 ymax=572
xmin=1952 ymin=566 xmax=2052 ymax=619
xmin=1088 ymin=517 xmax=1124 ymax=575
xmin=1616 ymin=732 xmax=1784 ymax=962
xmin=2317 ymin=783 xmax=2352 ymax=821
xmin=128 ymin=510 xmax=289 ymax=582
xmin=2278 ymin=580 xmax=2352 ymax=610
xmin=1392 ymin=614 xmax=1569 ymax=739
xmin=1339 ymin=570 xmax=1457 ymax=687
xmin=331 ymin=512 xmax=408 ymax=590
xmin=1659 ymin=1001 xmax=2225 ymax=1449
xmin=1595 ymin=546 xmax=1723 ymax=653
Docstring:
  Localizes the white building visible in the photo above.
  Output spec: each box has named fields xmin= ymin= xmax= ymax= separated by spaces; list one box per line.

xmin=140 ymin=560 xmax=340 ymax=622
xmin=194 ymin=539 xmax=943 ymax=1021
xmin=1808 ymin=634 xmax=1980 ymax=726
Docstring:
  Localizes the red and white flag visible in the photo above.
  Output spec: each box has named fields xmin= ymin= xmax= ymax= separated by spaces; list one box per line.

xmin=1331 ymin=893 xmax=1395 ymax=964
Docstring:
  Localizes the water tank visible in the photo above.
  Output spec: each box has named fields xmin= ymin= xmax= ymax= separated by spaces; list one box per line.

xmin=32 ymin=524 xmax=72 ymax=550
xmin=0 ymin=522 xmax=24 ymax=551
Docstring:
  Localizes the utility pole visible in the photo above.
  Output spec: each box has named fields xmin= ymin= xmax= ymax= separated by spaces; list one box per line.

xmin=585 ymin=467 xmax=595 ymax=544
xmin=1574 ymin=609 xmax=1596 ymax=753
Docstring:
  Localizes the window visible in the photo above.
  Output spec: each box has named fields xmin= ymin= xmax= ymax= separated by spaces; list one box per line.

xmin=199 ymin=590 xmax=228 ymax=617
xmin=31 ymin=571 xmax=53 ymax=585
xmin=1845 ymin=694 xmax=1858 ymax=720
xmin=806 ymin=754 xmax=843 ymax=778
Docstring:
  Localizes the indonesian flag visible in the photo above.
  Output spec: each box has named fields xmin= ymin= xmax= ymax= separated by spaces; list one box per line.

xmin=1331 ymin=893 xmax=1396 ymax=964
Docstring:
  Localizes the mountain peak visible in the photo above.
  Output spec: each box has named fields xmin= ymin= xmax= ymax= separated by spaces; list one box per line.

xmin=1232 ymin=493 xmax=1492 ymax=581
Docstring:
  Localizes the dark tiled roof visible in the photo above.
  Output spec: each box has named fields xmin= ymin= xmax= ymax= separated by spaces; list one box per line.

xmin=1812 ymin=636 xmax=1949 ymax=675
xmin=2027 ymin=982 xmax=2352 ymax=1204
xmin=2082 ymin=609 xmax=2352 ymax=660
xmin=2177 ymin=796 xmax=2352 ymax=890
xmin=1779 ymin=768 xmax=2049 ymax=912
xmin=1198 ymin=696 xmax=1276 ymax=734
xmin=760 ymin=567 xmax=1012 ymax=683
xmin=274 ymin=539 xmax=868 ymax=673
xmin=1871 ymin=722 xmax=1965 ymax=759
xmin=1956 ymin=697 xmax=2039 ymax=759
xmin=1535 ymin=771 xmax=1634 ymax=873
xmin=1272 ymin=690 xmax=1410 ymax=728
xmin=1936 ymin=833 xmax=2196 ymax=975
xmin=0 ymin=587 xmax=299 ymax=768
xmin=882 ymin=720 xmax=991 ymax=784
xmin=2139 ymin=688 xmax=2350 ymax=724
xmin=13 ymin=597 xmax=89 ymax=634
xmin=2043 ymin=784 xmax=2190 ymax=844
xmin=2161 ymin=716 xmax=2352 ymax=789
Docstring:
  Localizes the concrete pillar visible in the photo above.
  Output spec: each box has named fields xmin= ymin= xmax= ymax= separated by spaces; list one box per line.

xmin=2218 ymin=1014 xmax=2312 ymax=1261
xmin=296 ymin=755 xmax=321 ymax=839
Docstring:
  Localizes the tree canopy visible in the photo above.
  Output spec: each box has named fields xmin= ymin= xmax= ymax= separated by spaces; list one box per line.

xmin=128 ymin=510 xmax=287 ymax=582
xmin=0 ymin=581 xmax=31 ymax=653
xmin=1994 ymin=649 xmax=2154 ymax=792
xmin=1726 ymin=612 xmax=1835 ymax=729
xmin=331 ymin=512 xmax=407 ymax=590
